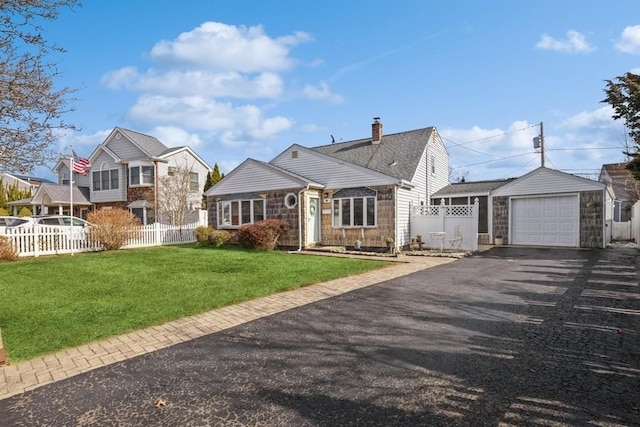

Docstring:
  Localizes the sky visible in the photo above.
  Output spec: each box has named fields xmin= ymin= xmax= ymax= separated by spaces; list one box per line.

xmin=33 ymin=0 xmax=640 ymax=182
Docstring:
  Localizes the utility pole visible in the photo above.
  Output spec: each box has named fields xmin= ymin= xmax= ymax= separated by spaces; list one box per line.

xmin=533 ymin=122 xmax=545 ymax=167
xmin=540 ymin=121 xmax=545 ymax=167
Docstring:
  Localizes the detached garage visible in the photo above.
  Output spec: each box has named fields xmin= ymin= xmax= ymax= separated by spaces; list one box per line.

xmin=491 ymin=167 xmax=606 ymax=248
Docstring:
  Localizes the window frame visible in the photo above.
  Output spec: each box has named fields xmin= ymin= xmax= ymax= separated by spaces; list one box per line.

xmin=92 ymin=168 xmax=119 ymax=191
xmin=217 ymin=198 xmax=266 ymax=228
xmin=332 ymin=196 xmax=377 ymax=228
xmin=130 ymin=165 xmax=155 ymax=186
xmin=189 ymin=172 xmax=199 ymax=192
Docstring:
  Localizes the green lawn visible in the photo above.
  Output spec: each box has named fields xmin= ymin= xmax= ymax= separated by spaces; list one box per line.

xmin=0 ymin=245 xmax=390 ymax=362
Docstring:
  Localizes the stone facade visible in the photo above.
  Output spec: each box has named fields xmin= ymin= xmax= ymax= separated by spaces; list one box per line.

xmin=579 ymin=190 xmax=604 ymax=248
xmin=319 ymin=185 xmax=395 ymax=249
xmin=492 ymin=196 xmax=509 ymax=244
xmin=207 ymin=185 xmax=397 ymax=249
xmin=207 ymin=187 xmax=302 ymax=248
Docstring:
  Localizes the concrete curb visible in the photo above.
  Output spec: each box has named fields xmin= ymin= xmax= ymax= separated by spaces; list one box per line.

xmin=0 ymin=328 xmax=6 ymax=366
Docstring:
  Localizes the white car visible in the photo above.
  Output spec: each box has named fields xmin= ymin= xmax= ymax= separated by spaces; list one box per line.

xmin=0 ymin=216 xmax=22 ymax=233
xmin=7 ymin=216 xmax=92 ymax=239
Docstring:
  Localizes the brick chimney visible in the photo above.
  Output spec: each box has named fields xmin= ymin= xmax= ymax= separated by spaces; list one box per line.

xmin=372 ymin=117 xmax=382 ymax=144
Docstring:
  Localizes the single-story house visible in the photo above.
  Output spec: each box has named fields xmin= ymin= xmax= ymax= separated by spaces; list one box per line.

xmin=205 ymin=118 xmax=450 ymax=250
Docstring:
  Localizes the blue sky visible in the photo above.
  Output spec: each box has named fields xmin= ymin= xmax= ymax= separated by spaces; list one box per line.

xmin=37 ymin=0 xmax=640 ymax=182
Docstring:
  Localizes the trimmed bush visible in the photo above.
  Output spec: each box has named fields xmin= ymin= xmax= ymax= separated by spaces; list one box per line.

xmin=0 ymin=236 xmax=18 ymax=261
xmin=195 ymin=226 xmax=213 ymax=245
xmin=87 ymin=208 xmax=141 ymax=250
xmin=0 ymin=207 xmax=9 ymax=216
xmin=237 ymin=219 xmax=288 ymax=250
xmin=17 ymin=207 xmax=31 ymax=217
xmin=208 ymin=230 xmax=231 ymax=247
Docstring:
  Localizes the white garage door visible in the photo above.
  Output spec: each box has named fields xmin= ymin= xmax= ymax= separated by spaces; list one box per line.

xmin=511 ymin=196 xmax=578 ymax=247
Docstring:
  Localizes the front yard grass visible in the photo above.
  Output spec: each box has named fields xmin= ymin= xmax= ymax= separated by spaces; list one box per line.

xmin=0 ymin=245 xmax=390 ymax=362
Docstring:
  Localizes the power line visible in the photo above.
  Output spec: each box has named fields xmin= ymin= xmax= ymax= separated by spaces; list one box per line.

xmin=546 ymin=147 xmax=622 ymax=151
xmin=451 ymin=151 xmax=535 ymax=169
xmin=442 ymin=123 xmax=538 ymax=148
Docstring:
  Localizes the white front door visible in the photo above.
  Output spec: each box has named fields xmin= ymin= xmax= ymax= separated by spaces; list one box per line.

xmin=307 ymin=197 xmax=320 ymax=244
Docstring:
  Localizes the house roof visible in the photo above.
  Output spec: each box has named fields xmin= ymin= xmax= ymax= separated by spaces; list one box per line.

xmin=117 ymin=127 xmax=170 ymax=158
xmin=158 ymin=146 xmax=212 ymax=171
xmin=205 ymin=158 xmax=324 ymax=197
xmin=13 ymin=184 xmax=92 ymax=206
xmin=600 ymin=162 xmax=637 ymax=201
xmin=492 ymin=166 xmax=604 ymax=197
xmin=2 ymin=173 xmax=53 ymax=184
xmin=432 ymin=178 xmax=515 ymax=197
xmin=312 ymin=127 xmax=435 ymax=182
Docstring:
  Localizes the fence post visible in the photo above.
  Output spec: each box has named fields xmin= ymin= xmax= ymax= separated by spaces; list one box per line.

xmin=154 ymin=222 xmax=161 ymax=246
xmin=473 ymin=197 xmax=480 ymax=251
xmin=33 ymin=226 xmax=40 ymax=258
xmin=439 ymin=198 xmax=446 ymax=232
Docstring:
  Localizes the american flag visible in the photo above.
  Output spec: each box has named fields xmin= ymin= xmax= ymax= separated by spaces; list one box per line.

xmin=72 ymin=150 xmax=89 ymax=176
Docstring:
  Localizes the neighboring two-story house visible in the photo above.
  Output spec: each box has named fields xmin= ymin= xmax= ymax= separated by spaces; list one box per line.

xmin=205 ymin=118 xmax=450 ymax=250
xmin=28 ymin=127 xmax=212 ymax=224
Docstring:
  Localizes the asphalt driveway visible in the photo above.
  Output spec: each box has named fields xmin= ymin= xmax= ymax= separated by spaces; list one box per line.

xmin=1 ymin=247 xmax=639 ymax=426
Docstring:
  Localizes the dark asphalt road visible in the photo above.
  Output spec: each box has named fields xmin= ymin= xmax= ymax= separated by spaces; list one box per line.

xmin=1 ymin=247 xmax=639 ymax=426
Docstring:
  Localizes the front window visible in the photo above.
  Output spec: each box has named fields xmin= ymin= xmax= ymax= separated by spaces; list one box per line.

xmin=333 ymin=196 xmax=376 ymax=227
xmin=217 ymin=199 xmax=266 ymax=228
xmin=130 ymin=165 xmax=154 ymax=186
xmin=92 ymin=169 xmax=119 ymax=191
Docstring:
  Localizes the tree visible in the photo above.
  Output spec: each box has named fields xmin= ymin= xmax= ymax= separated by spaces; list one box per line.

xmin=602 ymin=72 xmax=640 ymax=179
xmin=0 ymin=0 xmax=81 ymax=173
xmin=0 ymin=178 xmax=32 ymax=212
xmin=202 ymin=163 xmax=223 ymax=209
xmin=158 ymin=166 xmax=197 ymax=226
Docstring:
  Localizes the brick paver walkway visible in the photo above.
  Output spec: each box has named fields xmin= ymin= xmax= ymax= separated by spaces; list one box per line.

xmin=0 ymin=254 xmax=456 ymax=400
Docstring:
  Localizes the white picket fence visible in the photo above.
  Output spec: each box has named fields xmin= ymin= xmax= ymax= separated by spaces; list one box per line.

xmin=1 ymin=222 xmax=205 ymax=257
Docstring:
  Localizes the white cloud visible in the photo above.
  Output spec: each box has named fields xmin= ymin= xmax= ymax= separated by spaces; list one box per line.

xmin=127 ymin=95 xmax=293 ymax=148
xmin=149 ymin=22 xmax=311 ymax=72
xmin=302 ymin=82 xmax=344 ymax=104
xmin=98 ymin=20 xmax=338 ymax=154
xmin=149 ymin=126 xmax=203 ymax=148
xmin=443 ymin=113 xmax=629 ymax=182
xmin=561 ymin=106 xmax=615 ymax=129
xmin=103 ymin=68 xmax=284 ymax=99
xmin=616 ymin=25 xmax=640 ymax=54
xmin=535 ymin=30 xmax=595 ymax=54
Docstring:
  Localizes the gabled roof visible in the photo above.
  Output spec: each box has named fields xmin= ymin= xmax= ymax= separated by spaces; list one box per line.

xmin=492 ymin=166 xmax=604 ymax=197
xmin=158 ymin=146 xmax=211 ymax=171
xmin=2 ymin=173 xmax=53 ymax=185
xmin=271 ymin=144 xmax=404 ymax=189
xmin=29 ymin=184 xmax=92 ymax=206
xmin=312 ymin=127 xmax=435 ymax=181
xmin=433 ymin=178 xmax=515 ymax=197
xmin=117 ymin=127 xmax=169 ymax=158
xmin=600 ymin=162 xmax=637 ymax=201
xmin=205 ymin=158 xmax=323 ymax=197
